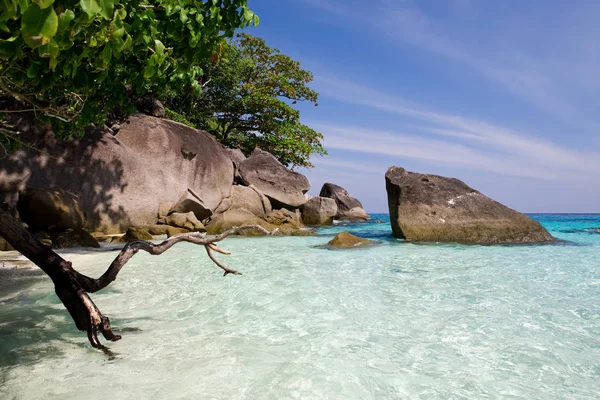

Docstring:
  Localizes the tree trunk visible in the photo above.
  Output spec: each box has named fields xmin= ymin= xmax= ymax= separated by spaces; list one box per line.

xmin=0 ymin=208 xmax=120 ymax=348
xmin=0 ymin=207 xmax=270 ymax=349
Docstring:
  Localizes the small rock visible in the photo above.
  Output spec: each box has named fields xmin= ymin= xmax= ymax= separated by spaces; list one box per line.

xmin=124 ymin=228 xmax=153 ymax=241
xmin=165 ymin=212 xmax=206 ymax=232
xmin=328 ymin=232 xmax=375 ymax=248
xmin=166 ymin=226 xmax=191 ymax=238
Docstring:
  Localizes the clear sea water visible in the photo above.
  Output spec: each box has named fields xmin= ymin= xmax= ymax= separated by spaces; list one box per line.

xmin=1 ymin=214 xmax=599 ymax=399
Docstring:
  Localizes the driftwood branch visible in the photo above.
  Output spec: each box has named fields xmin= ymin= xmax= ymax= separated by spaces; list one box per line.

xmin=76 ymin=225 xmax=270 ymax=292
xmin=0 ymin=208 xmax=271 ymax=350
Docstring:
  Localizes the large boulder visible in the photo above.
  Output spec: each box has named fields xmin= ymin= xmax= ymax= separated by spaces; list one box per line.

xmin=238 ymin=148 xmax=310 ymax=209
xmin=301 ymin=197 xmax=337 ymax=225
xmin=0 ymin=115 xmax=234 ymax=233
xmin=319 ymin=183 xmax=369 ymax=221
xmin=385 ymin=166 xmax=555 ymax=244
xmin=225 ymin=148 xmax=246 ymax=184
xmin=228 ymin=185 xmax=271 ymax=218
xmin=17 ymin=188 xmax=85 ymax=232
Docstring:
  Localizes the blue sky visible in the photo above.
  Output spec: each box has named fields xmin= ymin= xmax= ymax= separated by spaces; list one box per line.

xmin=248 ymin=0 xmax=600 ymax=213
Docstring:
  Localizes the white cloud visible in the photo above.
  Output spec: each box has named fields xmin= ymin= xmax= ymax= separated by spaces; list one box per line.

xmin=313 ymin=76 xmax=600 ymax=178
xmin=302 ymin=0 xmax=600 ymax=133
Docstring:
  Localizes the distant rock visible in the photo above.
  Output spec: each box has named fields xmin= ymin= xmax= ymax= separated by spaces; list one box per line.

xmin=319 ymin=183 xmax=369 ymax=221
xmin=301 ymin=197 xmax=337 ymax=225
xmin=385 ymin=166 xmax=555 ymax=244
xmin=238 ymin=148 xmax=310 ymax=209
xmin=17 ymin=188 xmax=85 ymax=232
xmin=328 ymin=232 xmax=376 ymax=248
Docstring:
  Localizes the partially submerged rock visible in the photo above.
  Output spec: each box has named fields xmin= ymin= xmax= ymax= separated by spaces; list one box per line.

xmin=328 ymin=232 xmax=376 ymax=248
xmin=385 ymin=166 xmax=555 ymax=244
xmin=238 ymin=148 xmax=310 ymax=209
xmin=319 ymin=183 xmax=369 ymax=221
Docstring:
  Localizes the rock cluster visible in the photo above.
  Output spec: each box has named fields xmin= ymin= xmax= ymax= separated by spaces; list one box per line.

xmin=385 ymin=166 xmax=555 ymax=244
xmin=319 ymin=183 xmax=369 ymax=221
xmin=0 ymin=114 xmax=370 ymax=248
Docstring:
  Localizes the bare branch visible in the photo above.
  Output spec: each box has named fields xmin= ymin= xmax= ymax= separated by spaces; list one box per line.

xmin=77 ymin=225 xmax=271 ymax=292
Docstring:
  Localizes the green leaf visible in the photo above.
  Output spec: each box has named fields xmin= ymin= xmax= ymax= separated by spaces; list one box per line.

xmin=34 ymin=0 xmax=54 ymax=9
xmin=58 ymin=9 xmax=75 ymax=30
xmin=0 ymin=38 xmax=18 ymax=59
xmin=154 ymin=39 xmax=164 ymax=56
xmin=243 ymin=8 xmax=252 ymax=23
xmin=21 ymin=3 xmax=58 ymax=49
xmin=99 ymin=0 xmax=114 ymax=19
xmin=37 ymin=38 xmax=59 ymax=57
xmin=27 ymin=64 xmax=40 ymax=79
xmin=79 ymin=0 xmax=101 ymax=18
xmin=143 ymin=65 xmax=156 ymax=78
xmin=101 ymin=43 xmax=111 ymax=64
xmin=253 ymin=14 xmax=259 ymax=26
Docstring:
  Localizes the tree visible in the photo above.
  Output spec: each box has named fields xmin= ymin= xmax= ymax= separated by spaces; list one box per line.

xmin=0 ymin=0 xmax=260 ymax=349
xmin=0 ymin=0 xmax=258 ymax=142
xmin=0 ymin=207 xmax=270 ymax=350
xmin=165 ymin=33 xmax=326 ymax=168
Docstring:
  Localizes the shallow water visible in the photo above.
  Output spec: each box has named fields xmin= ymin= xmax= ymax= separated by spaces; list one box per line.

xmin=1 ymin=214 xmax=599 ymax=399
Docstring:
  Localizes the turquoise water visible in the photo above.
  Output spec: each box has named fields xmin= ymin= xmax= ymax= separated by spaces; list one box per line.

xmin=1 ymin=214 xmax=599 ymax=399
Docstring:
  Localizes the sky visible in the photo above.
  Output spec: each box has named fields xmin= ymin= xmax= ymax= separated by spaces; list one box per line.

xmin=248 ymin=0 xmax=600 ymax=213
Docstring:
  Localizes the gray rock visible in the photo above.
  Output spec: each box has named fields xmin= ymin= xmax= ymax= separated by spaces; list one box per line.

xmin=157 ymin=202 xmax=174 ymax=219
xmin=50 ymin=229 xmax=100 ymax=248
xmin=385 ymin=166 xmax=555 ymax=244
xmin=319 ymin=183 xmax=369 ymax=221
xmin=206 ymin=209 xmax=271 ymax=236
xmin=301 ymin=197 xmax=337 ymax=225
xmin=134 ymin=94 xmax=165 ymax=118
xmin=225 ymin=148 xmax=246 ymax=184
xmin=0 ymin=115 xmax=233 ymax=233
xmin=165 ymin=212 xmax=206 ymax=232
xmin=17 ymin=188 xmax=85 ymax=232
xmin=168 ymin=188 xmax=212 ymax=221
xmin=228 ymin=185 xmax=271 ymax=218
xmin=238 ymin=148 xmax=310 ymax=209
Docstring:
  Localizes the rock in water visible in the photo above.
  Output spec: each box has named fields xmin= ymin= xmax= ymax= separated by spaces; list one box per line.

xmin=238 ymin=148 xmax=310 ymax=209
xmin=385 ymin=166 xmax=555 ymax=244
xmin=319 ymin=183 xmax=369 ymax=221
xmin=328 ymin=232 xmax=376 ymax=248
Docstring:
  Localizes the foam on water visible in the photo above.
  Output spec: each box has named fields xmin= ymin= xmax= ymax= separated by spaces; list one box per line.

xmin=1 ymin=215 xmax=599 ymax=399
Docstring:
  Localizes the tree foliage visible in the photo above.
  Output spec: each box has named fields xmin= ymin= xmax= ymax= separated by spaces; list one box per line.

xmin=166 ymin=33 xmax=326 ymax=168
xmin=0 ymin=0 xmax=258 ymax=140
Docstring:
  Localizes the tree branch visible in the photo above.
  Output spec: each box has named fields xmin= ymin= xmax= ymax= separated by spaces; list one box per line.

xmin=76 ymin=225 xmax=271 ymax=293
